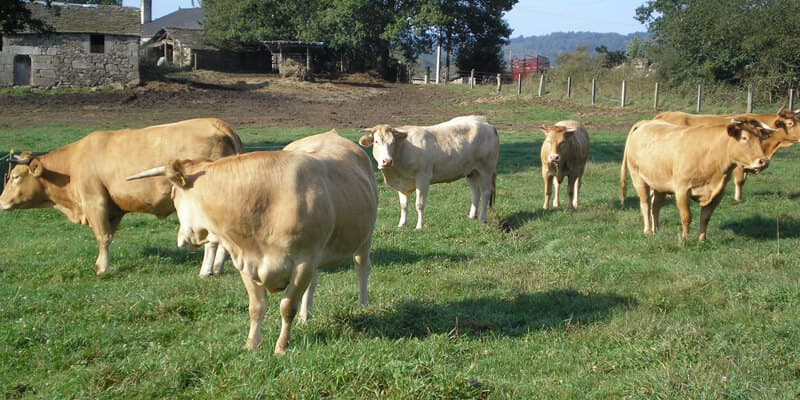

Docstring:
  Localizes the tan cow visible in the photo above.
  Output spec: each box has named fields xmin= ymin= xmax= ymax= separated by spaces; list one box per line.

xmin=620 ymin=118 xmax=774 ymax=241
xmin=127 ymin=130 xmax=378 ymax=355
xmin=539 ymin=120 xmax=590 ymax=209
xmin=358 ymin=115 xmax=499 ymax=229
xmin=655 ymin=109 xmax=800 ymax=200
xmin=0 ymin=118 xmax=243 ymax=275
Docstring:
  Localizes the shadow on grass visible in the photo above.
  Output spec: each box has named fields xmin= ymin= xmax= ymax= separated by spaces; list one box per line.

xmin=721 ymin=214 xmax=800 ymax=239
xmin=342 ymin=289 xmax=635 ymax=339
xmin=142 ymin=246 xmax=204 ymax=264
xmin=497 ymin=210 xmax=553 ymax=232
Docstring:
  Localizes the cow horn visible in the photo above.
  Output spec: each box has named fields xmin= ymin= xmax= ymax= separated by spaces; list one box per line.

xmin=10 ymin=154 xmax=32 ymax=165
xmin=126 ymin=166 xmax=167 ymax=181
xmin=730 ymin=118 xmax=742 ymax=124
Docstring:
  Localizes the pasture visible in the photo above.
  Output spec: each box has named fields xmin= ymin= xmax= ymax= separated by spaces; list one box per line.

xmin=1 ymin=77 xmax=799 ymax=399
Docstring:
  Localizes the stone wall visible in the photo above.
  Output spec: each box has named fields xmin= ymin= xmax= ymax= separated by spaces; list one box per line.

xmin=0 ymin=33 xmax=139 ymax=88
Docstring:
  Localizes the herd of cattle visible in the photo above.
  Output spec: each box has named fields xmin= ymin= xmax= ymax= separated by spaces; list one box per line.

xmin=1 ymin=109 xmax=798 ymax=354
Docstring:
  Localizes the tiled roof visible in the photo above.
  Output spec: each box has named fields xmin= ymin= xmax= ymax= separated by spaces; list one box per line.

xmin=141 ymin=8 xmax=204 ymax=38
xmin=27 ymin=1 xmax=140 ymax=36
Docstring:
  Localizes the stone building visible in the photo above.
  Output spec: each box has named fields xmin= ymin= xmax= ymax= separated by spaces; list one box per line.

xmin=0 ymin=2 xmax=140 ymax=88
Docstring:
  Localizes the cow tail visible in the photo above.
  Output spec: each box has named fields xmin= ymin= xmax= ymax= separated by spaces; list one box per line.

xmin=620 ymin=144 xmax=628 ymax=207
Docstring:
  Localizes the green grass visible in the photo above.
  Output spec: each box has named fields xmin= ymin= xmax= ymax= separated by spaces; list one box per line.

xmin=1 ymin=88 xmax=800 ymax=399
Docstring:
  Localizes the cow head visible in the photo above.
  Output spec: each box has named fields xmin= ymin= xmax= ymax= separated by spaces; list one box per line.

xmin=727 ymin=118 xmax=774 ymax=173
xmin=127 ymin=159 xmax=212 ymax=248
xmin=358 ymin=125 xmax=407 ymax=169
xmin=772 ymin=107 xmax=800 ymax=143
xmin=540 ymin=124 xmax=576 ymax=165
xmin=0 ymin=151 xmax=50 ymax=210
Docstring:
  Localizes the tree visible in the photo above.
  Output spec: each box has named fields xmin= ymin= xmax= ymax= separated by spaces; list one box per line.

xmin=636 ymin=0 xmax=800 ymax=89
xmin=595 ymin=45 xmax=626 ymax=68
xmin=202 ymin=0 xmax=304 ymax=48
xmin=1 ymin=0 xmax=52 ymax=34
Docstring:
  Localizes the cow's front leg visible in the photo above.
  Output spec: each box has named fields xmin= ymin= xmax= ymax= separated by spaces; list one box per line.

xmin=275 ymin=262 xmax=314 ymax=355
xmin=239 ymin=272 xmax=267 ymax=350
xmin=542 ymin=171 xmax=552 ymax=210
xmin=199 ymin=242 xmax=217 ymax=277
xmin=698 ymin=193 xmax=724 ymax=241
xmin=650 ymin=191 xmax=667 ymax=233
xmin=733 ymin=165 xmax=747 ymax=202
xmin=414 ymin=175 xmax=431 ymax=229
xmin=568 ymin=175 xmax=581 ymax=209
xmin=298 ymin=270 xmax=319 ymax=323
xmin=397 ymin=191 xmax=410 ymax=227
xmin=552 ymin=176 xmax=562 ymax=208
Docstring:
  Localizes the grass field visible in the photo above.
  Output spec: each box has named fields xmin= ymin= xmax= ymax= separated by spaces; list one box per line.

xmin=1 ymin=85 xmax=799 ymax=399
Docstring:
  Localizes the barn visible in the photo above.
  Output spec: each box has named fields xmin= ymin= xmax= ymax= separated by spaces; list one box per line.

xmin=0 ymin=2 xmax=140 ymax=88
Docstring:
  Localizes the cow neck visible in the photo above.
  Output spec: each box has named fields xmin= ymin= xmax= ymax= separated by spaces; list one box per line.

xmin=38 ymin=149 xmax=82 ymax=220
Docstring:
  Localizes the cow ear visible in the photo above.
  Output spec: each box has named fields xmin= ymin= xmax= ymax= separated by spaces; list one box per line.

xmin=166 ymin=160 xmax=189 ymax=188
xmin=564 ymin=128 xmax=577 ymax=136
xmin=29 ymin=158 xmax=43 ymax=177
xmin=358 ymin=134 xmax=374 ymax=147
xmin=392 ymin=129 xmax=408 ymax=141
xmin=727 ymin=120 xmax=743 ymax=139
xmin=539 ymin=125 xmax=549 ymax=134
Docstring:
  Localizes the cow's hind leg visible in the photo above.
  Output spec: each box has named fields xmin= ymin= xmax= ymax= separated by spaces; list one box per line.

xmin=415 ymin=174 xmax=432 ymax=229
xmin=88 ymin=205 xmax=122 ymax=274
xmin=650 ymin=191 xmax=667 ymax=233
xmin=674 ymin=190 xmax=692 ymax=241
xmin=275 ymin=261 xmax=315 ymax=355
xmin=467 ymin=174 xmax=481 ymax=219
xmin=631 ymin=176 xmax=653 ymax=235
xmin=212 ymin=245 xmax=227 ymax=275
xmin=354 ymin=238 xmax=372 ymax=306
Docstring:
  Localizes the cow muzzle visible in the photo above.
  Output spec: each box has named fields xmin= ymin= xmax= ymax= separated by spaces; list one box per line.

xmin=745 ymin=158 xmax=769 ymax=174
xmin=548 ymin=154 xmax=560 ymax=163
xmin=378 ymin=158 xmax=393 ymax=169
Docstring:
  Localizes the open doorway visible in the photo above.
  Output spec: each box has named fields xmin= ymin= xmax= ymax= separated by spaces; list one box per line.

xmin=13 ymin=55 xmax=31 ymax=86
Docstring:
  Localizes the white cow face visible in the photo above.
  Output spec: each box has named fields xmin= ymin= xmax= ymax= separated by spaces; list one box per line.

xmin=165 ymin=160 xmax=213 ymax=249
xmin=540 ymin=125 xmax=575 ymax=165
xmin=358 ymin=125 xmax=408 ymax=169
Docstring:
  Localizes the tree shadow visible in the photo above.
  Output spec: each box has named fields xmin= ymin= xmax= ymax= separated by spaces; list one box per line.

xmin=720 ymin=214 xmax=800 ymax=240
xmin=588 ymin=140 xmax=625 ymax=164
xmin=338 ymin=289 xmax=636 ymax=339
xmin=497 ymin=141 xmax=538 ymax=175
xmin=497 ymin=209 xmax=554 ymax=233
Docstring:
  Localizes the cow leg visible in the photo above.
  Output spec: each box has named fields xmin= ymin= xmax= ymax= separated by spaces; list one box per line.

xmin=298 ymin=270 xmax=319 ymax=323
xmin=275 ymin=262 xmax=314 ymax=355
xmin=415 ymin=175 xmax=431 ymax=229
xmin=199 ymin=242 xmax=217 ymax=277
xmin=733 ymin=165 xmax=747 ymax=202
xmin=397 ymin=191 xmax=410 ymax=227
xmin=542 ymin=172 xmax=552 ymax=210
xmin=650 ymin=191 xmax=667 ymax=233
xmin=552 ymin=176 xmax=562 ymax=208
xmin=674 ymin=191 xmax=692 ymax=240
xmin=239 ymin=272 xmax=267 ymax=350
xmin=354 ymin=239 xmax=372 ymax=306
xmin=478 ymin=173 xmax=493 ymax=223
xmin=568 ymin=175 xmax=581 ymax=209
xmin=212 ymin=245 xmax=227 ymax=275
xmin=698 ymin=194 xmax=724 ymax=241
xmin=632 ymin=181 xmax=653 ymax=234
xmin=467 ymin=175 xmax=481 ymax=219
xmin=88 ymin=207 xmax=117 ymax=274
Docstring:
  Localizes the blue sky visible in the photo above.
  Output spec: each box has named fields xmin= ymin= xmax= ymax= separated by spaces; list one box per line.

xmin=122 ymin=0 xmax=648 ymax=36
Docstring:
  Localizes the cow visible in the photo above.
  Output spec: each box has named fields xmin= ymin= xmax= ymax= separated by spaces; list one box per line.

xmin=539 ymin=120 xmax=590 ymax=210
xmin=0 ymin=118 xmax=243 ymax=275
xmin=655 ymin=109 xmax=800 ymax=201
xmin=358 ymin=115 xmax=499 ymax=229
xmin=620 ymin=118 xmax=774 ymax=241
xmin=126 ymin=130 xmax=378 ymax=355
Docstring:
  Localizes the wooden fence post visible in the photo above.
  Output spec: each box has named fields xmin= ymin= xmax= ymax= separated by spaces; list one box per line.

xmin=621 ymin=80 xmax=627 ymax=108
xmin=653 ymin=82 xmax=660 ymax=109
xmin=567 ymin=76 xmax=572 ymax=99
xmin=747 ymin=83 xmax=754 ymax=113
xmin=496 ymin=73 xmax=502 ymax=93
xmin=790 ymin=88 xmax=796 ymax=111
xmin=591 ymin=78 xmax=597 ymax=105
xmin=538 ymin=74 xmax=545 ymax=97
xmin=517 ymin=74 xmax=522 ymax=96
xmin=470 ymin=69 xmax=475 ymax=89
xmin=696 ymin=84 xmax=704 ymax=113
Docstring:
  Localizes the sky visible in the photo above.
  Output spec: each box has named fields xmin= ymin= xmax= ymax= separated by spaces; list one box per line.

xmin=121 ymin=0 xmax=648 ymax=36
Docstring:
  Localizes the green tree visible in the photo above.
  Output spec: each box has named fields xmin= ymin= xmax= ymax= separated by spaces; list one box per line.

xmin=636 ymin=0 xmax=800 ymax=90
xmin=1 ymin=0 xmax=53 ymax=34
xmin=595 ymin=45 xmax=626 ymax=68
xmin=202 ymin=0 xmax=304 ymax=48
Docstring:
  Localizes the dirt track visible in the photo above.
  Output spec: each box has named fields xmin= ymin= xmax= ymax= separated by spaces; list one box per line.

xmin=0 ymin=73 xmax=456 ymax=130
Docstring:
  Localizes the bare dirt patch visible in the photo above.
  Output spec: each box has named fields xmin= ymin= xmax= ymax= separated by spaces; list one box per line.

xmin=0 ymin=72 xmax=454 ymax=130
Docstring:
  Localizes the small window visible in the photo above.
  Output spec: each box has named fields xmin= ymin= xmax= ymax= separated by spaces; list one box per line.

xmin=90 ymin=34 xmax=104 ymax=53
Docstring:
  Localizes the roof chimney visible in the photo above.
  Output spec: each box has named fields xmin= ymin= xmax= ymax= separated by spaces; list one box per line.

xmin=141 ymin=0 xmax=152 ymax=24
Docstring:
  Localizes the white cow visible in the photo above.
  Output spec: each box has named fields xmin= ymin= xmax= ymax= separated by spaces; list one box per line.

xmin=358 ymin=115 xmax=500 ymax=228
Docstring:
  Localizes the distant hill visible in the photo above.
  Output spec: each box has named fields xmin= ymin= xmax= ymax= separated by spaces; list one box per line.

xmin=505 ymin=31 xmax=648 ymax=66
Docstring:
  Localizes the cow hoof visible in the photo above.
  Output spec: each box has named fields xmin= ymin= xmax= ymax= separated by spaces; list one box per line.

xmin=245 ymin=339 xmax=261 ymax=350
